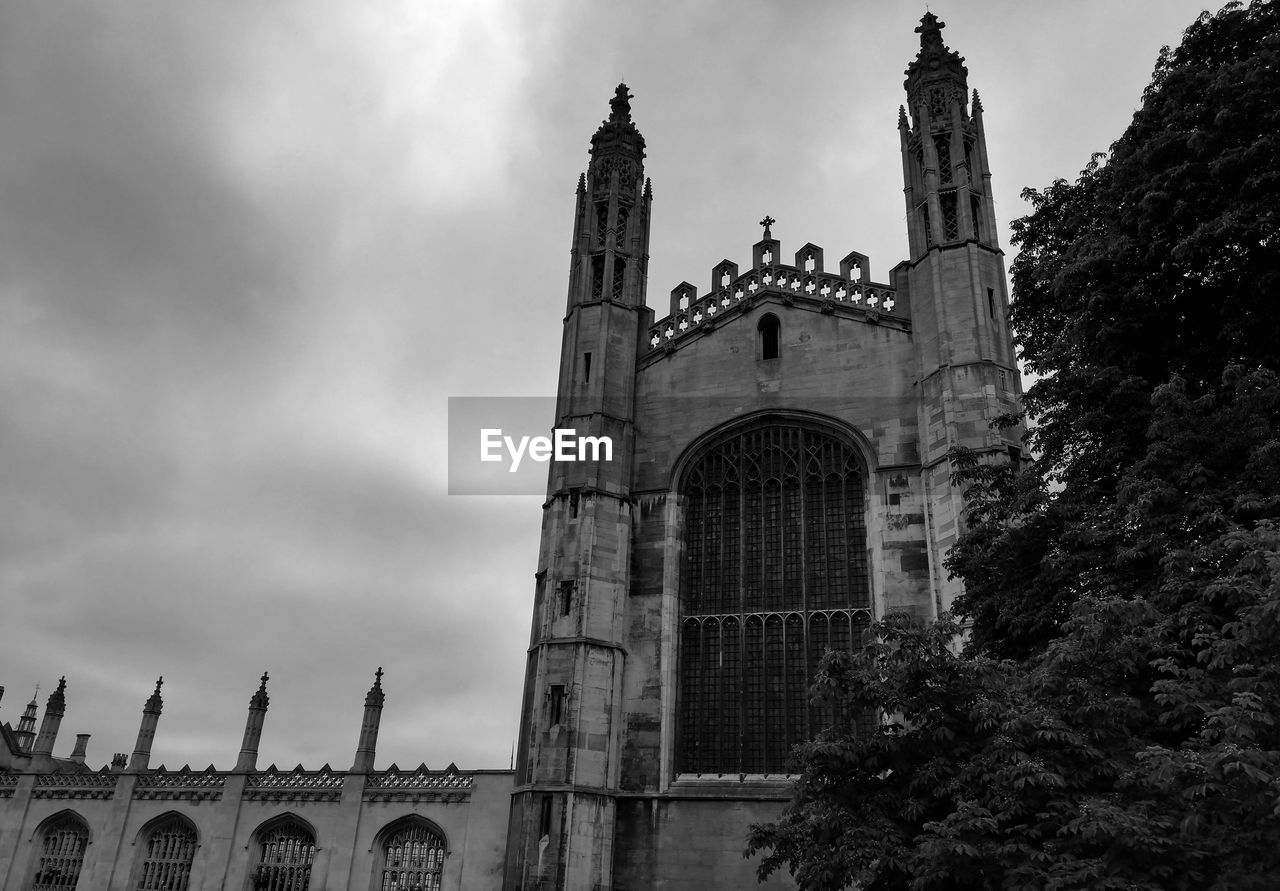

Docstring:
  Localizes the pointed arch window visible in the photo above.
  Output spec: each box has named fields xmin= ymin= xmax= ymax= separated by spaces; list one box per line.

xmin=376 ymin=818 xmax=446 ymax=891
xmin=758 ymin=314 xmax=780 ymax=360
xmin=134 ymin=815 xmax=197 ymax=891
xmin=30 ymin=813 xmax=89 ymax=890
xmin=677 ymin=421 xmax=871 ymax=775
xmin=250 ymin=816 xmax=314 ymax=891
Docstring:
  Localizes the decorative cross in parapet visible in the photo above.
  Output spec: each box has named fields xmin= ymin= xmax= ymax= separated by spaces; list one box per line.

xmin=759 ymin=215 xmax=776 ymax=238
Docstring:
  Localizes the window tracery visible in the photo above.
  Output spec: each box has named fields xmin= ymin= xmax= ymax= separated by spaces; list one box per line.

xmin=677 ymin=422 xmax=870 ymax=775
xmin=377 ymin=820 xmax=446 ymax=891
xmin=251 ymin=817 xmax=314 ymax=891
xmin=30 ymin=814 xmax=88 ymax=891
xmin=135 ymin=815 xmax=196 ymax=891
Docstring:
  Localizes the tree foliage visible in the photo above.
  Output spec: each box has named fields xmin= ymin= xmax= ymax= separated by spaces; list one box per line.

xmin=749 ymin=2 xmax=1280 ymax=887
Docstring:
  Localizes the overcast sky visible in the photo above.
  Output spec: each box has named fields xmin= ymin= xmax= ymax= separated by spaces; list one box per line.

xmin=0 ymin=1 xmax=1217 ymax=773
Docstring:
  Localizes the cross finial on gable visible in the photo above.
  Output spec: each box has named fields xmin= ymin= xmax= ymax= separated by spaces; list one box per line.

xmin=759 ymin=215 xmax=776 ymax=238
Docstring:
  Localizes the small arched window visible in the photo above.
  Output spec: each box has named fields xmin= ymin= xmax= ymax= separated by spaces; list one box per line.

xmin=758 ymin=313 xmax=780 ymax=360
xmin=134 ymin=814 xmax=197 ymax=891
xmin=250 ymin=816 xmax=314 ymax=891
xmin=376 ymin=818 xmax=447 ymax=891
xmin=30 ymin=812 xmax=89 ymax=890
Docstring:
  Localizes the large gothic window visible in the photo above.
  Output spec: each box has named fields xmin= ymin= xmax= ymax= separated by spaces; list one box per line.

xmin=30 ymin=813 xmax=89 ymax=890
xmin=134 ymin=815 xmax=197 ymax=891
xmin=677 ymin=422 xmax=871 ymax=775
xmin=376 ymin=818 xmax=447 ymax=891
xmin=250 ymin=816 xmax=314 ymax=891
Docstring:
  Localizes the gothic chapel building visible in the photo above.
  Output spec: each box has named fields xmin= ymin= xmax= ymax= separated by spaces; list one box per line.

xmin=0 ymin=15 xmax=1022 ymax=891
xmin=504 ymin=13 xmax=1022 ymax=890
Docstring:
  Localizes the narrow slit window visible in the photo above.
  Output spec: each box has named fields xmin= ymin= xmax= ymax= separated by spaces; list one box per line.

xmin=539 ymin=796 xmax=553 ymax=838
xmin=612 ymin=257 xmax=627 ymax=300
xmin=582 ymin=352 xmax=592 ymax=383
xmin=758 ymin=314 xmax=780 ymax=360
xmin=559 ymin=580 xmax=575 ymax=615
xmin=548 ymin=685 xmax=566 ymax=725
xmin=568 ymin=489 xmax=581 ymax=519
xmin=988 ymin=287 xmax=996 ymax=319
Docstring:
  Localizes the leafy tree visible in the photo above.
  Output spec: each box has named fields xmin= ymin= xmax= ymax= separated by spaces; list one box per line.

xmin=749 ymin=2 xmax=1280 ymax=887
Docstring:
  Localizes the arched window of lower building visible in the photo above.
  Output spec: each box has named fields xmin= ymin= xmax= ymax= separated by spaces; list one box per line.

xmin=133 ymin=814 xmax=197 ymax=891
xmin=250 ymin=816 xmax=314 ymax=891
xmin=375 ymin=818 xmax=446 ymax=891
xmin=30 ymin=812 xmax=89 ymax=890
xmin=677 ymin=421 xmax=871 ymax=775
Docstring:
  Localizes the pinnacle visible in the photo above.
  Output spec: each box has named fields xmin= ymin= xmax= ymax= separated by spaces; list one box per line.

xmin=609 ymin=83 xmax=633 ymax=123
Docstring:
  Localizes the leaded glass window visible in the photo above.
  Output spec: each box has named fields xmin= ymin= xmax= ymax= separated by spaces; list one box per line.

xmin=135 ymin=815 xmax=196 ymax=891
xmin=30 ymin=814 xmax=88 ymax=890
xmin=941 ymin=192 xmax=960 ymax=241
xmin=678 ymin=423 xmax=871 ymax=775
xmin=250 ymin=817 xmax=314 ymax=891
xmin=934 ymin=134 xmax=952 ymax=184
xmin=378 ymin=821 xmax=446 ymax=891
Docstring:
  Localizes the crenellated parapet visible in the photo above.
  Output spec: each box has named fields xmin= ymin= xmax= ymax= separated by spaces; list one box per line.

xmin=365 ymin=763 xmax=473 ymax=804
xmin=134 ymin=766 xmax=226 ymax=801
xmin=32 ymin=768 xmax=117 ymax=800
xmin=245 ymin=764 xmax=346 ymax=802
xmin=645 ymin=237 xmax=905 ymax=359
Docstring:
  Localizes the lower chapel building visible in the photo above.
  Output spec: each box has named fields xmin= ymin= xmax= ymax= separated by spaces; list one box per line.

xmin=1 ymin=15 xmax=1023 ymax=891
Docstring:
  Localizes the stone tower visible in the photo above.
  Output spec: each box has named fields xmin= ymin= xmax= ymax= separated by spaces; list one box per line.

xmin=504 ymin=83 xmax=652 ymax=890
xmin=899 ymin=12 xmax=1022 ymax=614
xmin=505 ymin=16 xmax=1021 ymax=890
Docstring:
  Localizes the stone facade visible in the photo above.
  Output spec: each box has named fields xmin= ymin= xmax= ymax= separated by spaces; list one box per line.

xmin=0 ymin=676 xmax=512 ymax=891
xmin=505 ymin=14 xmax=1023 ymax=891
xmin=1 ymin=14 xmax=1023 ymax=891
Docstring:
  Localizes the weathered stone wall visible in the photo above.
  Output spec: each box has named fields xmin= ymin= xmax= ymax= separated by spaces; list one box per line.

xmin=0 ymin=768 xmax=513 ymax=891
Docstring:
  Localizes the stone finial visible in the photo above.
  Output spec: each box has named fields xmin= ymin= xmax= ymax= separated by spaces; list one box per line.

xmin=609 ymin=83 xmax=633 ymax=123
xmin=760 ymin=215 xmax=776 ymax=239
xmin=144 ymin=676 xmax=164 ymax=715
xmin=365 ymin=667 xmax=386 ymax=709
xmin=972 ymin=89 xmax=984 ymax=113
xmin=250 ymin=672 xmax=269 ymax=710
xmin=915 ymin=11 xmax=945 ymax=49
xmin=47 ymin=676 xmax=67 ymax=716
xmin=899 ymin=105 xmax=909 ymax=129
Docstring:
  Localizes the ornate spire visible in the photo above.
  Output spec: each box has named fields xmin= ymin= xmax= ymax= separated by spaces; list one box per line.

xmin=915 ymin=11 xmax=945 ymax=52
xmin=353 ymin=667 xmax=386 ymax=772
xmin=972 ymin=89 xmax=984 ymax=113
xmin=47 ymin=676 xmax=66 ymax=716
xmin=237 ymin=671 xmax=270 ymax=772
xmin=590 ymin=83 xmax=645 ymax=159
xmin=144 ymin=676 xmax=164 ymax=715
xmin=903 ymin=12 xmax=969 ymax=118
xmin=250 ymin=672 xmax=269 ymax=710
xmin=609 ymin=83 xmax=633 ymax=124
xmin=365 ymin=667 xmax=385 ymax=708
